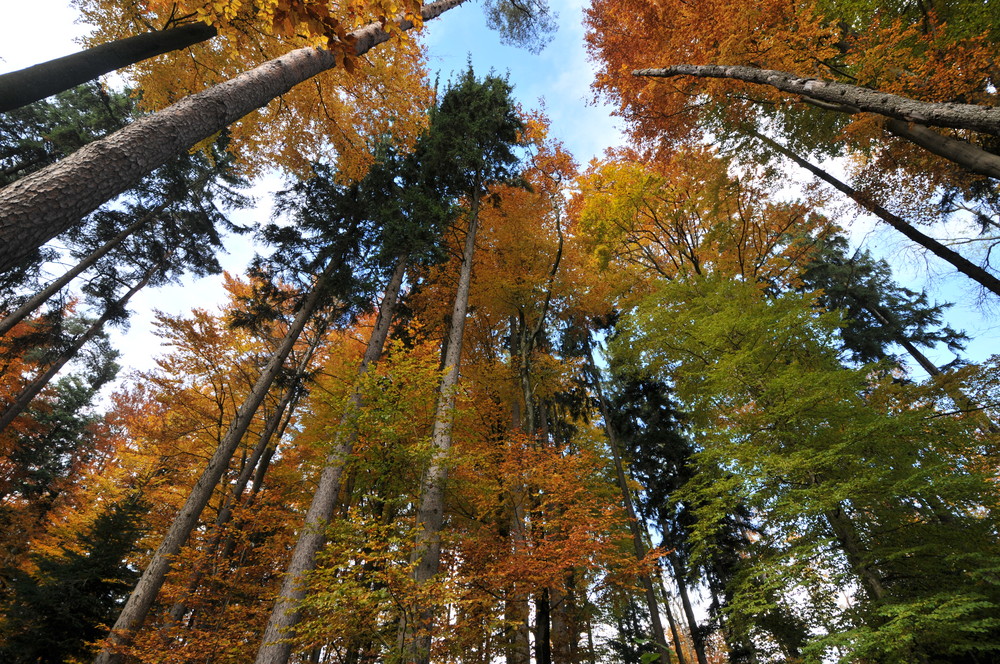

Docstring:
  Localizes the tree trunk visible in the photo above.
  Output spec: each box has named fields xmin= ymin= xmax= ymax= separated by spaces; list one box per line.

xmin=93 ymin=265 xmax=333 ymax=664
xmin=166 ymin=338 xmax=319 ymax=625
xmin=534 ymin=589 xmax=552 ymax=664
xmin=0 ymin=0 xmax=467 ymax=274
xmin=0 ymin=267 xmax=154 ymax=433
xmin=885 ymin=120 xmax=1000 ymax=180
xmin=585 ymin=337 xmax=673 ymax=664
xmin=0 ymin=205 xmax=160 ymax=338
xmin=255 ymin=255 xmax=407 ymax=664
xmin=824 ymin=504 xmax=887 ymax=602
xmin=634 ymin=64 xmax=1000 ymax=136
xmin=406 ymin=193 xmax=481 ymax=664
xmin=657 ymin=581 xmax=687 ymax=664
xmin=0 ymin=22 xmax=218 ymax=113
xmin=670 ymin=554 xmax=708 ymax=664
xmin=750 ymin=130 xmax=1000 ymax=297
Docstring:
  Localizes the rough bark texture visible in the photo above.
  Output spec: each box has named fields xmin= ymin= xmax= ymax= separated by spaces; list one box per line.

xmin=587 ymin=340 xmax=674 ymax=664
xmin=0 ymin=0 xmax=467 ymax=274
xmin=0 ymin=207 xmax=158 ymax=338
xmin=406 ymin=197 xmax=481 ymax=664
xmin=0 ymin=268 xmax=152 ymax=433
xmin=255 ymin=256 xmax=407 ymax=664
xmin=634 ymin=65 xmax=1000 ymax=136
xmin=751 ymin=130 xmax=1000 ymax=297
xmin=93 ymin=269 xmax=331 ymax=664
xmin=0 ymin=23 xmax=217 ymax=113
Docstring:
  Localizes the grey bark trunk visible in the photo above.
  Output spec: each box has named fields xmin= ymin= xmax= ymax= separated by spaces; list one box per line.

xmin=166 ymin=339 xmax=319 ymax=625
xmin=255 ymin=256 xmax=407 ymax=664
xmin=885 ymin=120 xmax=1000 ymax=180
xmin=0 ymin=0 xmax=467 ymax=274
xmin=586 ymin=339 xmax=673 ymax=664
xmin=93 ymin=265 xmax=332 ymax=664
xmin=824 ymin=504 xmax=887 ymax=602
xmin=634 ymin=64 xmax=1000 ymax=136
xmin=0 ymin=266 xmax=154 ymax=433
xmin=670 ymin=554 xmax=708 ymax=664
xmin=0 ymin=205 xmax=159 ymax=338
xmin=0 ymin=22 xmax=218 ymax=113
xmin=750 ymin=130 xmax=1000 ymax=297
xmin=406 ymin=194 xmax=481 ymax=664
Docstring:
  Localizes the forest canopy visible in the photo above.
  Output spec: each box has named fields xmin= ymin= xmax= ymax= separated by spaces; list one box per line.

xmin=1 ymin=0 xmax=999 ymax=663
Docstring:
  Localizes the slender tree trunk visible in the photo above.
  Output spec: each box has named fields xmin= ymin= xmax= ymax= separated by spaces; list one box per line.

xmin=669 ymin=554 xmax=708 ymax=664
xmin=255 ymin=255 xmax=407 ymax=664
xmin=824 ymin=504 xmax=887 ymax=602
xmin=585 ymin=337 xmax=673 ymax=664
xmin=0 ymin=205 xmax=161 ymax=338
xmin=0 ymin=0 xmax=467 ymax=274
xmin=657 ymin=580 xmax=687 ymax=664
xmin=634 ymin=64 xmax=1000 ymax=136
xmin=406 ymin=193 xmax=481 ymax=664
xmin=93 ymin=265 xmax=334 ymax=664
xmin=750 ymin=130 xmax=1000 ymax=297
xmin=0 ymin=22 xmax=218 ymax=113
xmin=0 ymin=267 xmax=153 ymax=433
xmin=166 ymin=339 xmax=319 ymax=625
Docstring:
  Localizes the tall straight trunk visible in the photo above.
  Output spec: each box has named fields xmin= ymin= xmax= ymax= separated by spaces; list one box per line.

xmin=255 ymin=255 xmax=407 ymax=664
xmin=0 ymin=267 xmax=154 ymax=433
xmin=585 ymin=337 xmax=673 ymax=664
xmin=657 ymin=581 xmax=687 ymax=664
xmin=885 ymin=120 xmax=1000 ymax=180
xmin=0 ymin=205 xmax=160 ymax=338
xmin=534 ymin=589 xmax=552 ymax=664
xmin=0 ymin=22 xmax=218 ymax=113
xmin=750 ymin=130 xmax=1000 ymax=297
xmin=406 ymin=194 xmax=481 ymax=664
xmin=633 ymin=64 xmax=1000 ymax=136
xmin=166 ymin=338 xmax=320 ymax=625
xmin=0 ymin=0 xmax=467 ymax=274
xmin=93 ymin=265 xmax=333 ymax=664
xmin=669 ymin=554 xmax=708 ymax=664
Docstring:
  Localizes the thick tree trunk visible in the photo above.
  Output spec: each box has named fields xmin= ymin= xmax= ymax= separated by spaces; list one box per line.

xmin=534 ymin=589 xmax=552 ymax=664
xmin=634 ymin=64 xmax=1000 ymax=136
xmin=406 ymin=194 xmax=481 ymax=664
xmin=0 ymin=22 xmax=218 ymax=113
xmin=255 ymin=256 xmax=407 ymax=664
xmin=885 ymin=120 xmax=1000 ymax=180
xmin=0 ymin=206 xmax=159 ymax=337
xmin=0 ymin=0 xmax=467 ymax=274
xmin=750 ymin=130 xmax=1000 ymax=297
xmin=0 ymin=267 xmax=153 ymax=433
xmin=824 ymin=504 xmax=886 ymax=602
xmin=586 ymin=338 xmax=673 ymax=664
xmin=93 ymin=266 xmax=333 ymax=664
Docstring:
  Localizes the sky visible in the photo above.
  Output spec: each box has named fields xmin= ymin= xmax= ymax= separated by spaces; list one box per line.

xmin=1 ymin=0 xmax=997 ymax=383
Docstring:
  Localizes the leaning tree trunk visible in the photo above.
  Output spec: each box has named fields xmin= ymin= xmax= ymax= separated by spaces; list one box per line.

xmin=0 ymin=0 xmax=468 ymax=274
xmin=166 ymin=336 xmax=321 ymax=626
xmin=0 ymin=265 xmax=154 ymax=433
xmin=93 ymin=265 xmax=334 ymax=664
xmin=586 ymin=336 xmax=675 ymax=664
xmin=405 ymin=194 xmax=481 ymax=664
xmin=255 ymin=255 xmax=408 ymax=664
xmin=0 ymin=22 xmax=218 ymax=113
xmin=750 ymin=130 xmax=1000 ymax=297
xmin=669 ymin=554 xmax=709 ymax=664
xmin=0 ymin=205 xmax=161 ymax=337
xmin=633 ymin=64 xmax=1000 ymax=136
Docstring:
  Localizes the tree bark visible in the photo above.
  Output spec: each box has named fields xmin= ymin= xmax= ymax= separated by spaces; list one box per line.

xmin=0 ymin=206 xmax=160 ymax=338
xmin=93 ymin=265 xmax=333 ymax=664
xmin=255 ymin=255 xmax=407 ymax=664
xmin=885 ymin=120 xmax=1000 ymax=180
xmin=634 ymin=64 xmax=1000 ymax=136
xmin=406 ymin=194 xmax=481 ymax=664
xmin=824 ymin=504 xmax=887 ymax=602
xmin=534 ymin=589 xmax=552 ymax=664
xmin=0 ymin=22 xmax=218 ymax=113
xmin=750 ymin=130 xmax=1000 ymax=297
xmin=0 ymin=266 xmax=154 ymax=433
xmin=669 ymin=554 xmax=708 ymax=664
xmin=0 ymin=0 xmax=468 ymax=274
xmin=585 ymin=337 xmax=674 ymax=664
